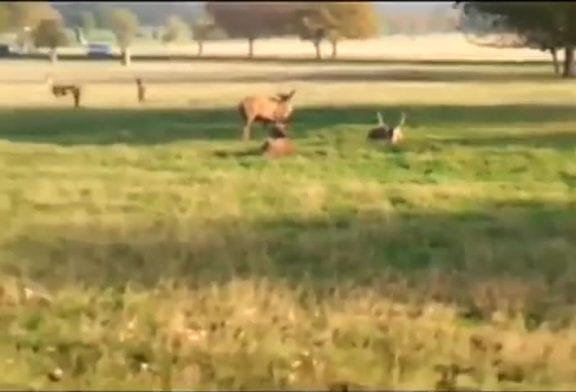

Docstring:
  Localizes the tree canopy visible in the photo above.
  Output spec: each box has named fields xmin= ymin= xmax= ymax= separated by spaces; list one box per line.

xmin=292 ymin=2 xmax=380 ymax=59
xmin=457 ymin=2 xmax=576 ymax=78
xmin=8 ymin=2 xmax=62 ymax=31
xmin=205 ymin=2 xmax=302 ymax=57
xmin=107 ymin=8 xmax=139 ymax=49
xmin=162 ymin=15 xmax=191 ymax=44
xmin=32 ymin=17 xmax=69 ymax=63
xmin=0 ymin=3 xmax=11 ymax=33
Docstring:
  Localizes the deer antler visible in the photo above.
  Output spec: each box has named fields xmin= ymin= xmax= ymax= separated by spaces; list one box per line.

xmin=395 ymin=112 xmax=407 ymax=130
xmin=278 ymin=90 xmax=296 ymax=102
xmin=377 ymin=112 xmax=385 ymax=126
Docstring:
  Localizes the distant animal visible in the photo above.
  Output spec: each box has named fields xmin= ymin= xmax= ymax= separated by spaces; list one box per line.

xmin=238 ymin=89 xmax=296 ymax=141
xmin=367 ymin=111 xmax=406 ymax=145
xmin=135 ymin=77 xmax=146 ymax=103
xmin=45 ymin=74 xmax=82 ymax=108
xmin=434 ymin=364 xmax=475 ymax=391
xmin=261 ymin=122 xmax=296 ymax=159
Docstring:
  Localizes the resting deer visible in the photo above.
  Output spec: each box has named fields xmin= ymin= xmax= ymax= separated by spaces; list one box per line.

xmin=367 ymin=112 xmax=406 ymax=145
xmin=261 ymin=122 xmax=296 ymax=159
xmin=44 ymin=74 xmax=83 ymax=108
xmin=135 ymin=77 xmax=146 ymax=103
xmin=238 ymin=89 xmax=296 ymax=142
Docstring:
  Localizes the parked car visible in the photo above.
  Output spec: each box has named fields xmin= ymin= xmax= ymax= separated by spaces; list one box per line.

xmin=86 ymin=43 xmax=113 ymax=58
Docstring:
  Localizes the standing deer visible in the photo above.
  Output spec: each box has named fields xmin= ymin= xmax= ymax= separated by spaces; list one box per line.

xmin=135 ymin=77 xmax=146 ymax=103
xmin=238 ymin=89 xmax=296 ymax=142
xmin=367 ymin=112 xmax=407 ymax=145
xmin=44 ymin=74 xmax=83 ymax=108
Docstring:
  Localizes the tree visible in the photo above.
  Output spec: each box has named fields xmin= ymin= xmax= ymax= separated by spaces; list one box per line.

xmin=206 ymin=2 xmax=296 ymax=58
xmin=292 ymin=2 xmax=379 ymax=59
xmin=0 ymin=4 xmax=11 ymax=33
xmin=293 ymin=4 xmax=337 ymax=60
xmin=163 ymin=15 xmax=191 ymax=44
xmin=7 ymin=2 xmax=62 ymax=52
xmin=67 ymin=11 xmax=94 ymax=44
xmin=107 ymin=8 xmax=139 ymax=66
xmin=8 ymin=2 xmax=61 ymax=30
xmin=457 ymin=2 xmax=576 ymax=78
xmin=94 ymin=4 xmax=111 ymax=29
xmin=162 ymin=15 xmax=191 ymax=58
xmin=32 ymin=18 xmax=69 ymax=63
xmin=322 ymin=2 xmax=380 ymax=58
xmin=191 ymin=18 xmax=216 ymax=57
xmin=79 ymin=11 xmax=96 ymax=37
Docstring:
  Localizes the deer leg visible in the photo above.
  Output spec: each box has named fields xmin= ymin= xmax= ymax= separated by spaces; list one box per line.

xmin=242 ymin=118 xmax=253 ymax=141
xmin=73 ymin=90 xmax=80 ymax=108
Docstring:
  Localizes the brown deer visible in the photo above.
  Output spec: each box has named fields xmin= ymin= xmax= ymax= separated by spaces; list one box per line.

xmin=45 ymin=74 xmax=83 ymax=108
xmin=135 ymin=77 xmax=146 ymax=103
xmin=261 ymin=122 xmax=296 ymax=159
xmin=367 ymin=112 xmax=406 ymax=145
xmin=238 ymin=89 xmax=296 ymax=142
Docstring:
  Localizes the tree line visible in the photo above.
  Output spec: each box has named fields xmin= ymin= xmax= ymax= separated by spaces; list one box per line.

xmin=1 ymin=2 xmax=576 ymax=78
xmin=0 ymin=2 xmax=468 ymax=63
xmin=457 ymin=2 xmax=576 ymax=78
xmin=0 ymin=1 xmax=381 ymax=63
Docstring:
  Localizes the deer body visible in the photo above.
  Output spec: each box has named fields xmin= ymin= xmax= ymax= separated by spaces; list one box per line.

xmin=45 ymin=75 xmax=82 ymax=108
xmin=367 ymin=112 xmax=406 ymax=145
xmin=261 ymin=122 xmax=296 ymax=158
xmin=239 ymin=90 xmax=296 ymax=141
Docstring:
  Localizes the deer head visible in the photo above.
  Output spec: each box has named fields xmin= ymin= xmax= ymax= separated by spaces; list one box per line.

xmin=269 ymin=121 xmax=289 ymax=139
xmin=390 ymin=112 xmax=406 ymax=145
xmin=273 ymin=90 xmax=296 ymax=123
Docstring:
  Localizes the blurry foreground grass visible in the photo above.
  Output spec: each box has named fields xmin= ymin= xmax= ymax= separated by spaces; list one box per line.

xmin=0 ymin=61 xmax=576 ymax=389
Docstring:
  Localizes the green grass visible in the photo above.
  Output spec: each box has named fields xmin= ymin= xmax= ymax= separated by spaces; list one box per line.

xmin=1 ymin=61 xmax=576 ymax=389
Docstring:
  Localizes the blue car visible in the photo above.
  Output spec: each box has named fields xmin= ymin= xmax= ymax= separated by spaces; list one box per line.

xmin=86 ymin=43 xmax=113 ymax=58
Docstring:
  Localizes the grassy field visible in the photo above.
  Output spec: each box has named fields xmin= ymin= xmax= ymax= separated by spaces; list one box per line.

xmin=1 ymin=58 xmax=576 ymax=390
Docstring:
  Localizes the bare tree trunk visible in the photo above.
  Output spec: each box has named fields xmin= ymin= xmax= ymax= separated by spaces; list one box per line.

xmin=562 ymin=46 xmax=574 ymax=78
xmin=49 ymin=48 xmax=58 ymax=64
xmin=330 ymin=40 xmax=338 ymax=59
xmin=121 ymin=47 xmax=131 ymax=67
xmin=313 ymin=39 xmax=322 ymax=60
xmin=197 ymin=40 xmax=204 ymax=57
xmin=248 ymin=38 xmax=254 ymax=58
xmin=550 ymin=48 xmax=560 ymax=75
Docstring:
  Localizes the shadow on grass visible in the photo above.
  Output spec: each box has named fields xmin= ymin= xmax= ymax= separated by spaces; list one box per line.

xmin=2 ymin=104 xmax=576 ymax=149
xmin=1 ymin=68 xmax=560 ymax=85
xmin=3 ymin=199 xmax=576 ymax=323
xmin=445 ymin=132 xmax=576 ymax=150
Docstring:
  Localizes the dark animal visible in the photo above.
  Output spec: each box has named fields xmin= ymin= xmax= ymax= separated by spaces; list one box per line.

xmin=261 ymin=122 xmax=296 ymax=159
xmin=135 ymin=77 xmax=146 ymax=103
xmin=434 ymin=364 xmax=475 ymax=391
xmin=45 ymin=74 xmax=82 ymax=108
xmin=367 ymin=112 xmax=406 ymax=145
xmin=238 ymin=89 xmax=296 ymax=142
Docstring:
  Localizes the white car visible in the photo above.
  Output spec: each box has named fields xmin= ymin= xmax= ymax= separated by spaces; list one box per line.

xmin=86 ymin=43 xmax=113 ymax=58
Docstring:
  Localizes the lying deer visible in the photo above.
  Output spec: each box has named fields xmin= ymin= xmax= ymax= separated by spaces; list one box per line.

xmin=135 ymin=77 xmax=146 ymax=103
xmin=45 ymin=74 xmax=83 ymax=108
xmin=238 ymin=89 xmax=296 ymax=142
xmin=261 ymin=122 xmax=296 ymax=159
xmin=367 ymin=112 xmax=406 ymax=145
